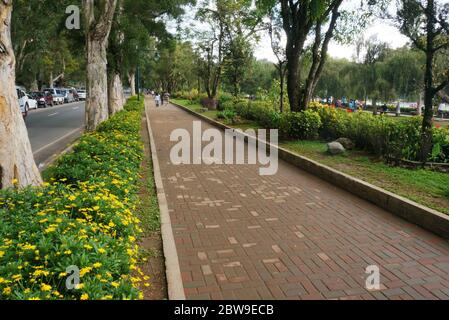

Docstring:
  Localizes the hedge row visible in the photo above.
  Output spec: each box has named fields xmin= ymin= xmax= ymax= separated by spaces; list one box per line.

xmin=172 ymin=89 xmax=234 ymax=110
xmin=0 ymin=96 xmax=147 ymax=300
xmin=225 ymin=99 xmax=449 ymax=163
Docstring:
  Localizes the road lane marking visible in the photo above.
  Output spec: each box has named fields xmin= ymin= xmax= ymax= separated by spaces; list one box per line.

xmin=73 ymin=107 xmax=79 ymax=110
xmin=33 ymin=127 xmax=84 ymax=155
xmin=48 ymin=112 xmax=59 ymax=117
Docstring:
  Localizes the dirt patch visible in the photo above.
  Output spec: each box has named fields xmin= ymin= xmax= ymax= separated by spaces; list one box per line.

xmin=137 ymin=116 xmax=167 ymax=300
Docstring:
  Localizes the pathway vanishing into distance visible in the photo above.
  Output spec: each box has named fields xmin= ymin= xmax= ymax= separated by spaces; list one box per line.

xmin=146 ymin=98 xmax=449 ymax=300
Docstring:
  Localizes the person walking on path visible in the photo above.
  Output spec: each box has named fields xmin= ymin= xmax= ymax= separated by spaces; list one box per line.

xmin=155 ymin=93 xmax=161 ymax=107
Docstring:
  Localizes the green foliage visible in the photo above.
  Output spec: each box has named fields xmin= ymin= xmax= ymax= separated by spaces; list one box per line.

xmin=431 ymin=127 xmax=449 ymax=163
xmin=0 ymin=98 xmax=147 ymax=300
xmin=279 ymin=111 xmax=322 ymax=140
xmin=217 ymin=109 xmax=238 ymax=124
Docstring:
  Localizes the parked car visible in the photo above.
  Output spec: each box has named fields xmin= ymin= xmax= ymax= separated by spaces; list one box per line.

xmin=16 ymin=87 xmax=30 ymax=117
xmin=26 ymin=94 xmax=38 ymax=110
xmin=43 ymin=88 xmax=65 ymax=105
xmin=31 ymin=92 xmax=54 ymax=108
xmin=70 ymin=88 xmax=79 ymax=102
xmin=77 ymin=89 xmax=86 ymax=101
xmin=57 ymin=88 xmax=76 ymax=103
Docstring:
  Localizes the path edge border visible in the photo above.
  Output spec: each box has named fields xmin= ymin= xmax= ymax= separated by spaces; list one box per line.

xmin=171 ymin=101 xmax=449 ymax=240
xmin=145 ymin=101 xmax=186 ymax=300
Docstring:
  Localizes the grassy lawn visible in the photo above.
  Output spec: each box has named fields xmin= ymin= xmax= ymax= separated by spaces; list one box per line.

xmin=172 ymin=98 xmax=449 ymax=214
xmin=282 ymin=140 xmax=449 ymax=215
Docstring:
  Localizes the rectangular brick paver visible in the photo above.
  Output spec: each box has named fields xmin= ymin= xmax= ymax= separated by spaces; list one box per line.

xmin=147 ymin=99 xmax=449 ymax=300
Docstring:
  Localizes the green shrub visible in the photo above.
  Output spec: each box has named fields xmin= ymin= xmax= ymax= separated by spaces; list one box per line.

xmin=279 ymin=110 xmax=322 ymax=140
xmin=431 ymin=127 xmax=449 ymax=163
xmin=0 ymin=97 xmax=146 ymax=300
xmin=217 ymin=93 xmax=234 ymax=111
xmin=217 ymin=109 xmax=238 ymax=124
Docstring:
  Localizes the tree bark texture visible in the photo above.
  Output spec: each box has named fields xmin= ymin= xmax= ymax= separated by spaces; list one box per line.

xmin=0 ymin=0 xmax=42 ymax=189
xmin=83 ymin=0 xmax=117 ymax=131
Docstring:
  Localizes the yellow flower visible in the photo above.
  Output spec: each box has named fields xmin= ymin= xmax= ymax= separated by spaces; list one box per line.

xmin=98 ymin=248 xmax=106 ymax=254
xmin=28 ymin=297 xmax=41 ymax=300
xmin=80 ymin=293 xmax=89 ymax=300
xmin=64 ymin=250 xmax=72 ymax=255
xmin=40 ymin=284 xmax=52 ymax=292
xmin=80 ymin=267 xmax=92 ymax=277
xmin=0 ymin=251 xmax=5 ymax=258
xmin=12 ymin=274 xmax=22 ymax=282
xmin=68 ymin=195 xmax=77 ymax=201
xmin=23 ymin=244 xmax=37 ymax=251
xmin=2 ymin=287 xmax=11 ymax=295
xmin=45 ymin=227 xmax=56 ymax=233
xmin=83 ymin=244 xmax=93 ymax=250
xmin=93 ymin=262 xmax=102 ymax=268
xmin=111 ymin=282 xmax=119 ymax=288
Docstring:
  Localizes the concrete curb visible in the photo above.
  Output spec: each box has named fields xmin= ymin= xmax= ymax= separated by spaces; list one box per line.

xmin=171 ymin=101 xmax=449 ymax=240
xmin=38 ymin=139 xmax=80 ymax=172
xmin=145 ymin=100 xmax=186 ymax=300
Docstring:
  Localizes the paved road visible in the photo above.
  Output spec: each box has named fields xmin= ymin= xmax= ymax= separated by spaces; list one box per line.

xmin=25 ymin=101 xmax=85 ymax=168
xmin=147 ymin=98 xmax=449 ymax=300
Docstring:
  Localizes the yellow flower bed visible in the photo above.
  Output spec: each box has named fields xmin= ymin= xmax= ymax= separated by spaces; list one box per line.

xmin=0 ymin=97 xmax=148 ymax=300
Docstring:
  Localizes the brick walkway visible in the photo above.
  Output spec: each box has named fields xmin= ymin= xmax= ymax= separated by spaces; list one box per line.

xmin=147 ymin=98 xmax=449 ymax=300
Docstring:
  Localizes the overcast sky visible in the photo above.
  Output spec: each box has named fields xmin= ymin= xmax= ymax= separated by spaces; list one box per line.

xmin=169 ymin=1 xmax=421 ymax=63
xmin=255 ymin=22 xmax=410 ymax=62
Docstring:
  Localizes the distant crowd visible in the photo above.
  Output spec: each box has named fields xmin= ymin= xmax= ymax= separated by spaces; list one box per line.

xmin=145 ymin=90 xmax=171 ymax=107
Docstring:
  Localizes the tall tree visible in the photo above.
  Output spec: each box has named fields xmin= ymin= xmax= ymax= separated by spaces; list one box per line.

xmin=197 ymin=0 xmax=264 ymax=105
xmin=269 ymin=10 xmax=287 ymax=112
xmin=83 ymin=0 xmax=117 ymax=131
xmin=361 ymin=36 xmax=390 ymax=114
xmin=108 ymin=0 xmax=125 ymax=115
xmin=0 ymin=0 xmax=42 ymax=189
xmin=277 ymin=0 xmax=344 ymax=111
xmin=395 ymin=0 xmax=449 ymax=161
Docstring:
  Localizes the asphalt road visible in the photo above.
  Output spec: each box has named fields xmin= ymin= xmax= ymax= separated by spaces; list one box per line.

xmin=26 ymin=101 xmax=85 ymax=169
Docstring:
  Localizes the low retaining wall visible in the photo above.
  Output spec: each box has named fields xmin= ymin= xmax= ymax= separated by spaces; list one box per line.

xmin=171 ymin=101 xmax=449 ymax=240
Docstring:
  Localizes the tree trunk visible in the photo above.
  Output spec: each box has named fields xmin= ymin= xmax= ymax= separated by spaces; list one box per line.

xmin=30 ymin=78 xmax=38 ymax=92
xmin=0 ymin=1 xmax=42 ymax=189
xmin=129 ymin=72 xmax=136 ymax=96
xmin=108 ymin=72 xmax=124 ymax=115
xmin=420 ymin=0 xmax=436 ymax=162
xmin=286 ymin=48 xmax=301 ymax=112
xmin=277 ymin=63 xmax=286 ymax=113
xmin=49 ymin=71 xmax=53 ymax=88
xmin=83 ymin=0 xmax=117 ymax=132
xmin=85 ymin=38 xmax=109 ymax=131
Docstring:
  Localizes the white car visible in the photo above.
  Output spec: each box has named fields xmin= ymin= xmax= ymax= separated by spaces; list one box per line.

xmin=44 ymin=88 xmax=65 ymax=105
xmin=16 ymin=87 xmax=31 ymax=117
xmin=77 ymin=89 xmax=86 ymax=100
xmin=26 ymin=94 xmax=38 ymax=110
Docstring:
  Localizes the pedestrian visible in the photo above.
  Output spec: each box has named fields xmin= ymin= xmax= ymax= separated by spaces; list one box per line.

xmin=155 ymin=93 xmax=161 ymax=107
xmin=164 ymin=92 xmax=170 ymax=105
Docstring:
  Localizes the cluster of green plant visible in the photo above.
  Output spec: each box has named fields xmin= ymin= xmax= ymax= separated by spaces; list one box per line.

xmin=216 ymin=109 xmax=238 ymax=124
xmin=173 ymin=90 xmax=237 ymax=111
xmin=223 ymin=99 xmax=449 ymax=163
xmin=0 ymin=97 xmax=148 ymax=300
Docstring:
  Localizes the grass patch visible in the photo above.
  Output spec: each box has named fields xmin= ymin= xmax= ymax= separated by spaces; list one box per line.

xmin=282 ymin=140 xmax=449 ymax=215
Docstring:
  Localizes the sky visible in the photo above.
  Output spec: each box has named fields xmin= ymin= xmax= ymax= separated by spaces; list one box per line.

xmin=169 ymin=1 xmax=413 ymax=63
xmin=255 ymin=22 xmax=410 ymax=62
